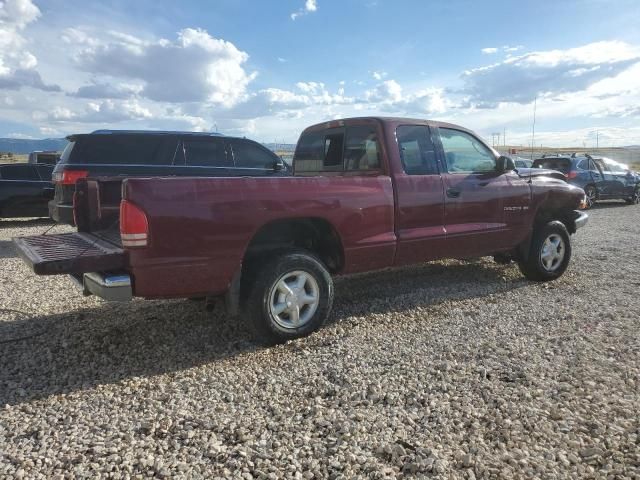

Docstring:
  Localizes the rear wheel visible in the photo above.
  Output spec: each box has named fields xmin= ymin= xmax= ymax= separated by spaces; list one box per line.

xmin=244 ymin=250 xmax=333 ymax=344
xmin=518 ymin=221 xmax=572 ymax=282
xmin=584 ymin=185 xmax=597 ymax=209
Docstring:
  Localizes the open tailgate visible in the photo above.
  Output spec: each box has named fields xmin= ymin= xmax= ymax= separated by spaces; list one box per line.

xmin=13 ymin=232 xmax=125 ymax=275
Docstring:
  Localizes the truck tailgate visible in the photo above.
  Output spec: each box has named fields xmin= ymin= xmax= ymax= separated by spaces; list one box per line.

xmin=13 ymin=232 xmax=125 ymax=275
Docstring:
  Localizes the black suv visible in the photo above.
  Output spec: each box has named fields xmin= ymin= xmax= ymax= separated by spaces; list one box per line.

xmin=0 ymin=163 xmax=55 ymax=219
xmin=50 ymin=130 xmax=289 ymax=224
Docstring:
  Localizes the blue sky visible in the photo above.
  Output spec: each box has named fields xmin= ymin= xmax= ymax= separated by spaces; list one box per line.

xmin=1 ymin=0 xmax=640 ymax=146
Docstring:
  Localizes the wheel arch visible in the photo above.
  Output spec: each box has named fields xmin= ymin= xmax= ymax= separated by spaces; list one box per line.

xmin=225 ymin=217 xmax=344 ymax=315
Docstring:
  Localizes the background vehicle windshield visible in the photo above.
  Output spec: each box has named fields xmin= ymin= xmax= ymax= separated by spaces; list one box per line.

xmin=533 ymin=158 xmax=571 ymax=174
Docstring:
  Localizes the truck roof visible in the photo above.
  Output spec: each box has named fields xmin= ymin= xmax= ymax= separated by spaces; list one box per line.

xmin=300 ymin=116 xmax=475 ymax=135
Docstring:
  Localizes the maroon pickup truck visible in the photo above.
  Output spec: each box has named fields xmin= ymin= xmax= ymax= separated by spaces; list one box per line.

xmin=13 ymin=117 xmax=588 ymax=342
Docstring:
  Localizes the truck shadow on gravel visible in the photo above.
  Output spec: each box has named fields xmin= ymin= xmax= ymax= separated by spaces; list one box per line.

xmin=0 ymin=240 xmax=17 ymax=259
xmin=0 ymin=217 xmax=54 ymax=229
xmin=0 ymin=260 xmax=528 ymax=406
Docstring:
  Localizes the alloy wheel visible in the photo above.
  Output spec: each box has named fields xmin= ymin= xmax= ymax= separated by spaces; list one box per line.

xmin=268 ymin=270 xmax=319 ymax=330
xmin=540 ymin=233 xmax=565 ymax=272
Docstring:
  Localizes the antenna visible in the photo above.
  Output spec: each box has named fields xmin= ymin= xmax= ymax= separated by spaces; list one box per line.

xmin=528 ymin=96 xmax=537 ymax=184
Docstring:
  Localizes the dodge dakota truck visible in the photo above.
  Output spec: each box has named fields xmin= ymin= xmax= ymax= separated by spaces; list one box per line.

xmin=13 ymin=117 xmax=588 ymax=342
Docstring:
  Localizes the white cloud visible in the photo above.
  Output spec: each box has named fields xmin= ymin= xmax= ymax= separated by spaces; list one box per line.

xmin=463 ymin=41 xmax=640 ymax=105
xmin=504 ymin=45 xmax=524 ymax=53
xmin=483 ymin=46 xmax=524 ymax=55
xmin=363 ymin=80 xmax=447 ymax=115
xmin=0 ymin=0 xmax=40 ymax=28
xmin=296 ymin=81 xmax=325 ymax=94
xmin=45 ymin=99 xmax=152 ymax=123
xmin=365 ymin=80 xmax=403 ymax=103
xmin=291 ymin=0 xmax=318 ymax=20
xmin=70 ymin=82 xmax=143 ymax=99
xmin=6 ymin=132 xmax=35 ymax=139
xmin=70 ymin=28 xmax=256 ymax=105
xmin=0 ymin=0 xmax=60 ymax=92
xmin=371 ymin=70 xmax=387 ymax=80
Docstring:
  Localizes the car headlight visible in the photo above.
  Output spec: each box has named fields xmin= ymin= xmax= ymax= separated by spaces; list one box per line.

xmin=579 ymin=195 xmax=588 ymax=209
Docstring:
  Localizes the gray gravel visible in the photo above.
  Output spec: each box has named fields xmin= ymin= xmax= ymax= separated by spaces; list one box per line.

xmin=1 ymin=204 xmax=639 ymax=479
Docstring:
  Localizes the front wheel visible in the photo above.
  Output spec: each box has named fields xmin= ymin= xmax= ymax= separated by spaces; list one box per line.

xmin=625 ymin=188 xmax=639 ymax=205
xmin=244 ymin=250 xmax=334 ymax=344
xmin=518 ymin=221 xmax=572 ymax=282
xmin=583 ymin=185 xmax=597 ymax=209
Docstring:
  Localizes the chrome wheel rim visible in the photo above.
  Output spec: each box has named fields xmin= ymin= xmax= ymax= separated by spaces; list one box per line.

xmin=540 ymin=234 xmax=565 ymax=272
xmin=268 ymin=270 xmax=319 ymax=329
xmin=585 ymin=187 xmax=596 ymax=208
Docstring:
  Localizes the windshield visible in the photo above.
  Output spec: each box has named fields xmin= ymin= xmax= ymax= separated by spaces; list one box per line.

xmin=602 ymin=158 xmax=629 ymax=174
xmin=532 ymin=158 xmax=571 ymax=174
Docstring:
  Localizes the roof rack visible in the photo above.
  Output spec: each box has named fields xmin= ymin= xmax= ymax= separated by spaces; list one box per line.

xmin=89 ymin=129 xmax=225 ymax=137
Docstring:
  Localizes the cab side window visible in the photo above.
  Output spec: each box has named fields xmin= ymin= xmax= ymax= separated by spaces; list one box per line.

xmin=396 ymin=125 xmax=438 ymax=175
xmin=439 ymin=128 xmax=496 ymax=174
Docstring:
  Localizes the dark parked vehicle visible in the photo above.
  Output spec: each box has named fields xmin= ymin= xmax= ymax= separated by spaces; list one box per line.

xmin=0 ymin=163 xmax=54 ymax=219
xmin=15 ymin=117 xmax=588 ymax=343
xmin=512 ymin=157 xmax=533 ymax=169
xmin=28 ymin=151 xmax=60 ymax=165
xmin=50 ymin=130 xmax=289 ymax=224
xmin=532 ymin=154 xmax=640 ymax=208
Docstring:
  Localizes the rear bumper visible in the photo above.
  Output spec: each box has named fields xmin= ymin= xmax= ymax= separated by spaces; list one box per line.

xmin=573 ymin=210 xmax=589 ymax=230
xmin=80 ymin=272 xmax=132 ymax=302
xmin=48 ymin=200 xmax=75 ymax=225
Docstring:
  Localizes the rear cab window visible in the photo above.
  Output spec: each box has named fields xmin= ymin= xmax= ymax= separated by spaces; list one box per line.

xmin=294 ymin=124 xmax=381 ymax=174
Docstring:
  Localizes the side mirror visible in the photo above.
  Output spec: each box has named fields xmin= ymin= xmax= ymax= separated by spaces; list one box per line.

xmin=273 ymin=158 xmax=286 ymax=171
xmin=497 ymin=155 xmax=516 ymax=172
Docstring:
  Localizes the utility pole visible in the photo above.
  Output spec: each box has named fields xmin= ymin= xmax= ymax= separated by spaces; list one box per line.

xmin=503 ymin=127 xmax=506 ymax=147
xmin=530 ymin=96 xmax=537 ymax=160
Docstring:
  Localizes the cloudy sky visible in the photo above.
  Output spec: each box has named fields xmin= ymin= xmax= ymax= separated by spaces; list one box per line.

xmin=1 ymin=0 xmax=639 ymax=146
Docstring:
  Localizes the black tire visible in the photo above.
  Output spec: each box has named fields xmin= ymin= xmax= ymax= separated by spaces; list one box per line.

xmin=583 ymin=185 xmax=597 ymax=209
xmin=624 ymin=188 xmax=639 ymax=205
xmin=243 ymin=250 xmax=334 ymax=344
xmin=518 ymin=221 xmax=572 ymax=282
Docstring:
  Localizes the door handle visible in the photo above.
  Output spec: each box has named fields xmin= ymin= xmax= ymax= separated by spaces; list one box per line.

xmin=446 ymin=188 xmax=461 ymax=198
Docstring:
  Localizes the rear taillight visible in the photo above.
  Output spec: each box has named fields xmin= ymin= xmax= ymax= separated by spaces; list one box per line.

xmin=120 ymin=200 xmax=148 ymax=248
xmin=567 ymin=171 xmax=578 ymax=179
xmin=53 ymin=169 xmax=88 ymax=185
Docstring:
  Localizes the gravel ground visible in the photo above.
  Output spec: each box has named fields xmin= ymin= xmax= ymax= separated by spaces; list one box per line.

xmin=0 ymin=204 xmax=639 ymax=479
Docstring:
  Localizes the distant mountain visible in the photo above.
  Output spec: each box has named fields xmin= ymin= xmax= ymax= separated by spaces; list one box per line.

xmin=0 ymin=138 xmax=67 ymax=154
